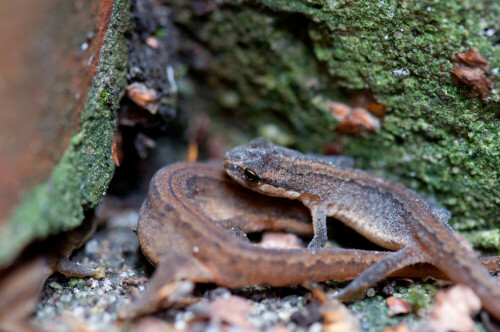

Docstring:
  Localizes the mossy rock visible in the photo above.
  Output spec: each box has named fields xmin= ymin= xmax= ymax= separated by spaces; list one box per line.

xmin=0 ymin=0 xmax=130 ymax=266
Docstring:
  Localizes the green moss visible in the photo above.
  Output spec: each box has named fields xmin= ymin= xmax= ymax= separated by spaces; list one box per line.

xmin=155 ymin=27 xmax=166 ymax=39
xmin=404 ymin=284 xmax=436 ymax=312
xmin=68 ymin=278 xmax=86 ymax=289
xmin=176 ymin=0 xmax=500 ymax=249
xmin=465 ymin=229 xmax=500 ymax=252
xmin=100 ymin=90 xmax=110 ymax=107
xmin=346 ymin=282 xmax=435 ymax=331
xmin=347 ymin=295 xmax=400 ymax=331
xmin=0 ymin=0 xmax=130 ymax=266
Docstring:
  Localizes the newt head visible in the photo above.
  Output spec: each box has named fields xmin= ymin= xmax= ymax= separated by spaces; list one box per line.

xmin=224 ymin=138 xmax=303 ymax=199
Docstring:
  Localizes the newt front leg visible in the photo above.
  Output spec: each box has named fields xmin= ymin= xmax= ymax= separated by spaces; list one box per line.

xmin=306 ymin=205 xmax=328 ymax=249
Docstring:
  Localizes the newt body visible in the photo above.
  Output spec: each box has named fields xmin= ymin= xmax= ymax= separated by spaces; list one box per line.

xmin=224 ymin=138 xmax=500 ymax=319
xmin=127 ymin=162 xmax=499 ymax=318
xmin=138 ymin=163 xmax=396 ymax=286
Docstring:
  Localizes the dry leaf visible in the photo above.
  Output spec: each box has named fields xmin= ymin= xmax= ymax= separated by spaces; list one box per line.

xmin=386 ymin=296 xmax=412 ymax=316
xmin=349 ymin=107 xmax=381 ymax=132
xmin=126 ymin=82 xmax=159 ymax=113
xmin=328 ymin=102 xmax=351 ymax=121
xmin=205 ymin=296 xmax=256 ymax=331
xmin=349 ymin=90 xmax=387 ymax=117
xmin=326 ymin=102 xmax=380 ymax=134
xmin=131 ymin=316 xmax=176 ymax=332
xmin=455 ymin=48 xmax=489 ymax=72
xmin=381 ymin=323 xmax=410 ymax=332
xmin=428 ymin=285 xmax=481 ymax=332
xmin=321 ymin=299 xmax=361 ymax=332
xmin=452 ymin=49 xmax=496 ymax=100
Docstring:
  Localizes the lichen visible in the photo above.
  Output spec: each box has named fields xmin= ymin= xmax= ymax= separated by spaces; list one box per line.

xmin=0 ymin=0 xmax=130 ymax=266
xmin=175 ymin=0 xmax=500 ymax=249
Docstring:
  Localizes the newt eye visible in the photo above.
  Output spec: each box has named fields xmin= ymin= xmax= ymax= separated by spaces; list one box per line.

xmin=243 ymin=168 xmax=260 ymax=183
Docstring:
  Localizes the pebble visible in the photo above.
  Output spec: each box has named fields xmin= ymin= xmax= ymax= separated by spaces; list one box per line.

xmin=60 ymin=294 xmax=71 ymax=302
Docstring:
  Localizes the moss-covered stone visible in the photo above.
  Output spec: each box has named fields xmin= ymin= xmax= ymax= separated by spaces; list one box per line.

xmin=175 ymin=0 xmax=499 ymax=249
xmin=346 ymin=282 xmax=436 ymax=331
xmin=0 ymin=0 xmax=130 ymax=266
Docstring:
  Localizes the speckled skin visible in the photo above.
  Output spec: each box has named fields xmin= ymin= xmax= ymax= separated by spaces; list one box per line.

xmin=224 ymin=138 xmax=500 ymax=320
xmin=137 ymin=163 xmax=404 ymax=285
xmin=125 ymin=162 xmax=500 ymax=319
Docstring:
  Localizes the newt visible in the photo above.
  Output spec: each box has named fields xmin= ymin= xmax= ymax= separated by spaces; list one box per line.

xmin=224 ymin=138 xmax=500 ymax=319
xmin=122 ymin=161 xmax=499 ymax=318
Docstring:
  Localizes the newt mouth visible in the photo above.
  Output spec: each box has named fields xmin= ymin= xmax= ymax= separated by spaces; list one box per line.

xmin=223 ymin=161 xmax=241 ymax=179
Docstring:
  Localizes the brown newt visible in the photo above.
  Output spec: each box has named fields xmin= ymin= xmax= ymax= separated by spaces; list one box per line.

xmin=224 ymin=138 xmax=500 ymax=319
xmin=122 ymin=161 xmax=499 ymax=318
